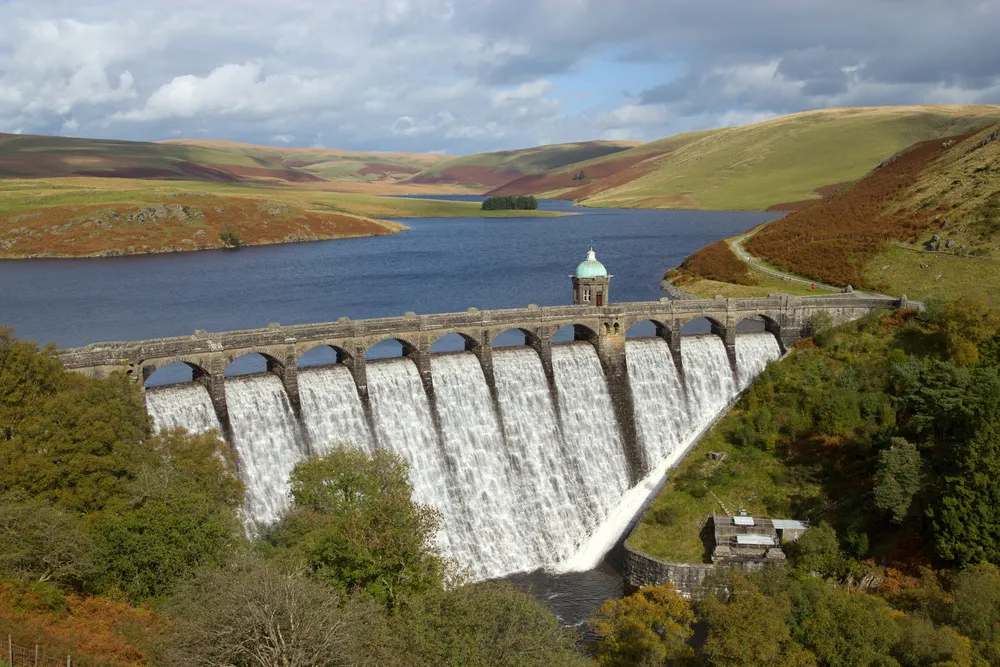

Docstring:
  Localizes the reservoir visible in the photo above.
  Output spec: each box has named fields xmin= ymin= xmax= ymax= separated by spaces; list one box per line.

xmin=0 ymin=197 xmax=780 ymax=348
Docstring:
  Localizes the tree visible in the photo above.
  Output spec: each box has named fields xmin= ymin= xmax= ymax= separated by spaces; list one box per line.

xmin=952 ymin=565 xmax=1000 ymax=647
xmin=588 ymin=584 xmax=695 ymax=666
xmin=792 ymin=583 xmax=900 ymax=667
xmin=698 ymin=571 xmax=817 ymax=667
xmin=0 ymin=367 xmax=148 ymax=514
xmin=266 ymin=447 xmax=447 ymax=606
xmin=159 ymin=555 xmax=388 ymax=667
xmin=893 ymin=615 xmax=974 ymax=667
xmin=394 ymin=582 xmax=588 ymax=667
xmin=789 ymin=523 xmax=842 ymax=577
xmin=219 ymin=225 xmax=243 ymax=248
xmin=874 ymin=438 xmax=923 ymax=524
xmin=936 ymin=298 xmax=1000 ymax=366
xmin=930 ymin=415 xmax=1000 ymax=565
xmin=0 ymin=327 xmax=67 ymax=440
xmin=90 ymin=428 xmax=244 ymax=602
xmin=0 ymin=493 xmax=94 ymax=588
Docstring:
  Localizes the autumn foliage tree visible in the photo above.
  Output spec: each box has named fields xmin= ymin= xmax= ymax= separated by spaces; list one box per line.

xmin=588 ymin=584 xmax=696 ymax=665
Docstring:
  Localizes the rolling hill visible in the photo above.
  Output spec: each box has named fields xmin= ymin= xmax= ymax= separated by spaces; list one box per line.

xmin=404 ymin=140 xmax=639 ymax=187
xmin=0 ymin=133 xmax=326 ymax=184
xmin=670 ymin=121 xmax=1000 ymax=307
xmin=488 ymin=105 xmax=1000 ymax=211
xmin=157 ymin=139 xmax=451 ymax=183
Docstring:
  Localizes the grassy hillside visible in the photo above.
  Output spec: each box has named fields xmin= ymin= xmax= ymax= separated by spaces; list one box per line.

xmin=405 ymin=140 xmax=638 ymax=187
xmin=486 ymin=129 xmax=717 ymax=199
xmin=159 ymin=138 xmax=451 ymax=183
xmin=0 ymin=177 xmax=556 ymax=258
xmin=577 ymin=105 xmax=1000 ymax=210
xmin=670 ymin=122 xmax=1000 ymax=307
xmin=0 ymin=133 xmax=325 ymax=184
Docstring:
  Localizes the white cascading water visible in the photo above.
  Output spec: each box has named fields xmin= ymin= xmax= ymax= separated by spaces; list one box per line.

xmin=735 ymin=332 xmax=783 ymax=390
xmin=142 ymin=333 xmax=782 ymax=580
xmin=226 ymin=375 xmax=307 ymax=530
xmin=145 ymin=383 xmax=222 ymax=435
xmin=681 ymin=335 xmax=738 ymax=424
xmin=550 ymin=344 xmax=633 ymax=529
xmin=430 ymin=352 xmax=528 ymax=579
xmin=625 ymin=339 xmax=690 ymax=467
xmin=490 ymin=347 xmax=597 ymax=573
xmin=365 ymin=358 xmax=460 ymax=556
xmin=298 ymin=365 xmax=373 ymax=454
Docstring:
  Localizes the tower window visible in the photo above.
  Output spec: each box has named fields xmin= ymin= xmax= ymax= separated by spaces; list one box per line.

xmin=583 ymin=288 xmax=591 ymax=302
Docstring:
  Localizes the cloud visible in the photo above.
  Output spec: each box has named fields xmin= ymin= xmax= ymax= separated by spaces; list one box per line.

xmin=1 ymin=0 xmax=999 ymax=152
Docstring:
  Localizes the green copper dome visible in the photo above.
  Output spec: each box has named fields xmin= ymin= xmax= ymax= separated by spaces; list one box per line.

xmin=575 ymin=248 xmax=608 ymax=278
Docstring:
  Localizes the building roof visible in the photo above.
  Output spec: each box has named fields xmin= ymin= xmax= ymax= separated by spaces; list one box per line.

xmin=736 ymin=534 xmax=777 ymax=546
xmin=574 ymin=248 xmax=608 ymax=278
xmin=772 ymin=519 xmax=809 ymax=531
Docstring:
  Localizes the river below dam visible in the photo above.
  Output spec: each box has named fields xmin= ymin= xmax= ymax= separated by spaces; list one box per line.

xmin=0 ymin=196 xmax=783 ymax=629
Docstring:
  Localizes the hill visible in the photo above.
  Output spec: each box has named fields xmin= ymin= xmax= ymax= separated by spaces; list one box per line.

xmin=404 ymin=140 xmax=638 ymax=188
xmin=158 ymin=138 xmax=451 ymax=183
xmin=485 ymin=130 xmax=718 ymax=200
xmin=670 ymin=122 xmax=1000 ymax=307
xmin=0 ymin=133 xmax=325 ymax=184
xmin=490 ymin=105 xmax=1000 ymax=210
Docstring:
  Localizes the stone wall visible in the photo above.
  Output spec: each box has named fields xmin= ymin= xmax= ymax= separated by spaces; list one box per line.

xmin=623 ymin=544 xmax=716 ymax=598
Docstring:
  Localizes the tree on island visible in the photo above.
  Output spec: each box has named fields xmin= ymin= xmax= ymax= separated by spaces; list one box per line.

xmin=572 ymin=170 xmax=586 ymax=181
xmin=481 ymin=195 xmax=538 ymax=211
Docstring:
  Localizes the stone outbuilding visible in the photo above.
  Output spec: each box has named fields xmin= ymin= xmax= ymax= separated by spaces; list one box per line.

xmin=711 ymin=514 xmax=808 ymax=565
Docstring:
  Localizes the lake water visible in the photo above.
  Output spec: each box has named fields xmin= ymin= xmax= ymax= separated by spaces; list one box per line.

xmin=0 ymin=197 xmax=779 ymax=349
xmin=0 ymin=195 xmax=781 ymax=630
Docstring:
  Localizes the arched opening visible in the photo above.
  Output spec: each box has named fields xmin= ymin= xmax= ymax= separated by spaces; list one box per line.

xmin=297 ymin=344 xmax=351 ymax=369
xmin=736 ymin=316 xmax=766 ymax=333
xmin=365 ymin=338 xmax=416 ymax=361
xmin=626 ymin=319 xmax=669 ymax=339
xmin=226 ymin=352 xmax=282 ymax=377
xmin=491 ymin=328 xmax=536 ymax=349
xmin=144 ymin=361 xmax=208 ymax=388
xmin=430 ymin=333 xmax=478 ymax=354
xmin=551 ymin=323 xmax=599 ymax=344
xmin=680 ymin=316 xmax=726 ymax=337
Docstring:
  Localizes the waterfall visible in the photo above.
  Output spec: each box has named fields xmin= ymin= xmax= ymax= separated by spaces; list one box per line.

xmin=430 ymin=352 xmax=527 ymax=579
xmin=735 ymin=332 xmax=782 ymax=390
xmin=226 ymin=375 xmax=306 ymax=530
xmin=366 ymin=358 xmax=459 ymax=556
xmin=489 ymin=347 xmax=599 ymax=574
xmin=140 ymin=331 xmax=783 ymax=580
xmin=551 ymin=344 xmax=632 ymax=527
xmin=681 ymin=335 xmax=738 ymax=424
xmin=145 ymin=383 xmax=221 ymax=435
xmin=299 ymin=365 xmax=373 ymax=454
xmin=625 ymin=339 xmax=690 ymax=467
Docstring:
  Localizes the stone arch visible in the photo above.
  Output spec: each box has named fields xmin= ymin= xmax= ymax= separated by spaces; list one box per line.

xmin=551 ymin=323 xmax=599 ymax=344
xmin=225 ymin=351 xmax=284 ymax=377
xmin=625 ymin=318 xmax=672 ymax=340
xmin=143 ymin=359 xmax=210 ymax=387
xmin=679 ymin=315 xmax=727 ymax=339
xmin=296 ymin=343 xmax=353 ymax=368
xmin=490 ymin=327 xmax=539 ymax=348
xmin=735 ymin=313 xmax=782 ymax=337
xmin=428 ymin=331 xmax=481 ymax=353
xmin=364 ymin=336 xmax=419 ymax=360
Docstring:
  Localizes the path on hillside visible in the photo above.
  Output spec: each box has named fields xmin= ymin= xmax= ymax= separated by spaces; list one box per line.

xmin=728 ymin=227 xmax=893 ymax=300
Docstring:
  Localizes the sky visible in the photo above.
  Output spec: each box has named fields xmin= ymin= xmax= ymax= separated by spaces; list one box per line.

xmin=2 ymin=0 xmax=1000 ymax=154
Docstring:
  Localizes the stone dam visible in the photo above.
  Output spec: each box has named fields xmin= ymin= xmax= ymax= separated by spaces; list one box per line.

xmin=57 ymin=292 xmax=909 ymax=580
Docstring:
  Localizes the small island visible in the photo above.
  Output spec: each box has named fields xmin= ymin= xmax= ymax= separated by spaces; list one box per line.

xmin=481 ymin=195 xmax=538 ymax=211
